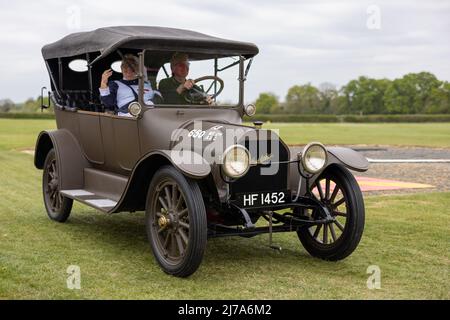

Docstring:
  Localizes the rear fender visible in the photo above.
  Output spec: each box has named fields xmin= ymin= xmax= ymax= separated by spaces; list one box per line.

xmin=34 ymin=129 xmax=90 ymax=190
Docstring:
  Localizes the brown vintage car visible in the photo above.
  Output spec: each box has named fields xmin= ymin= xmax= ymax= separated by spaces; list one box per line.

xmin=35 ymin=26 xmax=369 ymax=277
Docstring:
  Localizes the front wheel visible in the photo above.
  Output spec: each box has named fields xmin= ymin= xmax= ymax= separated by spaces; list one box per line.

xmin=145 ymin=166 xmax=207 ymax=277
xmin=297 ymin=164 xmax=365 ymax=260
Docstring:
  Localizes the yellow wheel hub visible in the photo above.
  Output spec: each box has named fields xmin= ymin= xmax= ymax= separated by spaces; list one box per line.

xmin=158 ymin=215 xmax=169 ymax=228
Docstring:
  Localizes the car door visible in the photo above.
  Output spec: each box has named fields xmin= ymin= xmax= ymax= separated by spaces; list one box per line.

xmin=100 ymin=114 xmax=140 ymax=173
xmin=77 ymin=111 xmax=105 ymax=164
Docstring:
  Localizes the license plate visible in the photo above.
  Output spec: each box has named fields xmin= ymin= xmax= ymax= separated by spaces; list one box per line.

xmin=234 ymin=190 xmax=290 ymax=208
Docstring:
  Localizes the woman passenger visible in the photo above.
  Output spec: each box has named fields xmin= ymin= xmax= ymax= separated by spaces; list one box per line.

xmin=99 ymin=54 xmax=161 ymax=116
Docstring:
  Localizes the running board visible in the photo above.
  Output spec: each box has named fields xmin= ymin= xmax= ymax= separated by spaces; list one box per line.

xmin=60 ymin=189 xmax=118 ymax=213
xmin=60 ymin=168 xmax=129 ymax=213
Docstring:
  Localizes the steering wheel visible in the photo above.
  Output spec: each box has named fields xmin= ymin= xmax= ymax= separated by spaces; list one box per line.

xmin=184 ymin=75 xmax=224 ymax=104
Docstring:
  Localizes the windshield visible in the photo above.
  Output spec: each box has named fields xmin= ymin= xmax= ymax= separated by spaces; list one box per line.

xmin=143 ymin=53 xmax=243 ymax=108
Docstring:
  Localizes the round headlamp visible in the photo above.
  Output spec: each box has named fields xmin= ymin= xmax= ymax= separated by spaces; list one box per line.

xmin=300 ymin=142 xmax=327 ymax=174
xmin=244 ymin=104 xmax=256 ymax=117
xmin=222 ymin=145 xmax=250 ymax=178
xmin=128 ymin=102 xmax=142 ymax=117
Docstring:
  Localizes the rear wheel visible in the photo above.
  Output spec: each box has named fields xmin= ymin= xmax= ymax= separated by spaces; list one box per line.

xmin=42 ymin=149 xmax=73 ymax=222
xmin=297 ymin=164 xmax=365 ymax=260
xmin=145 ymin=166 xmax=207 ymax=277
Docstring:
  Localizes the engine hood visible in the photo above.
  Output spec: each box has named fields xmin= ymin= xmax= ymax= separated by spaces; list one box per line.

xmin=169 ymin=120 xmax=290 ymax=165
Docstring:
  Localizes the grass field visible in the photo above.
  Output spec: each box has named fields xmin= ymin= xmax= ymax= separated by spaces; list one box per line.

xmin=262 ymin=122 xmax=450 ymax=148
xmin=1 ymin=119 xmax=450 ymax=150
xmin=0 ymin=118 xmax=449 ymax=299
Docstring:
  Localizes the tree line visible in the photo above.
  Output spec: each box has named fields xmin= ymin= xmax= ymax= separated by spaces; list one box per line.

xmin=1 ymin=71 xmax=449 ymax=115
xmin=255 ymin=72 xmax=450 ymax=114
xmin=0 ymin=97 xmax=52 ymax=113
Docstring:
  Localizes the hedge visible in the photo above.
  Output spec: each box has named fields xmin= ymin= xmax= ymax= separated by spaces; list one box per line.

xmin=244 ymin=114 xmax=450 ymax=123
xmin=1 ymin=112 xmax=450 ymax=122
xmin=0 ymin=112 xmax=56 ymax=119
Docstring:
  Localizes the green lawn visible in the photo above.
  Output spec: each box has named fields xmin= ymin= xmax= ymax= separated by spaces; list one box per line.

xmin=0 ymin=149 xmax=449 ymax=299
xmin=0 ymin=119 xmax=55 ymax=151
xmin=2 ymin=119 xmax=449 ymax=149
xmin=0 ymin=119 xmax=449 ymax=299
xmin=262 ymin=122 xmax=450 ymax=148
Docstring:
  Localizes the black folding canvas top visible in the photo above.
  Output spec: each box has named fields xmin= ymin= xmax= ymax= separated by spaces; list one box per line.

xmin=42 ymin=26 xmax=259 ymax=62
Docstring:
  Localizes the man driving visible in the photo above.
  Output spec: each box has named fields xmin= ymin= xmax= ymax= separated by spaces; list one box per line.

xmin=158 ymin=53 xmax=213 ymax=105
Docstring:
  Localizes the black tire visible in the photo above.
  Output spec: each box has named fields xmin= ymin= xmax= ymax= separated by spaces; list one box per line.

xmin=145 ymin=165 xmax=207 ymax=277
xmin=297 ymin=164 xmax=365 ymax=261
xmin=42 ymin=149 xmax=73 ymax=222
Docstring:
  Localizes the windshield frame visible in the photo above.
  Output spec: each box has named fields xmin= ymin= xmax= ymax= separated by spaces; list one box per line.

xmin=138 ymin=50 xmax=246 ymax=110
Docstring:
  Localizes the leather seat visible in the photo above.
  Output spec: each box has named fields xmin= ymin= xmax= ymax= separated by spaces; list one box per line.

xmin=56 ymin=90 xmax=103 ymax=112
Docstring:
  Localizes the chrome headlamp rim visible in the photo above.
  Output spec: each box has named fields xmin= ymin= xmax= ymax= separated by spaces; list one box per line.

xmin=300 ymin=142 xmax=327 ymax=174
xmin=222 ymin=144 xmax=251 ymax=179
xmin=128 ymin=102 xmax=142 ymax=117
xmin=244 ymin=103 xmax=256 ymax=117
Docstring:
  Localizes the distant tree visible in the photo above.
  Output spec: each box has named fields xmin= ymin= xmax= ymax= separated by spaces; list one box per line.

xmin=285 ymin=84 xmax=322 ymax=114
xmin=0 ymin=99 xmax=14 ymax=112
xmin=412 ymin=72 xmax=443 ymax=113
xmin=318 ymin=82 xmax=339 ymax=114
xmin=255 ymin=92 xmax=279 ymax=114
xmin=341 ymin=76 xmax=390 ymax=114
xmin=423 ymin=81 xmax=450 ymax=114
xmin=383 ymin=80 xmax=412 ymax=114
xmin=384 ymin=72 xmax=442 ymax=114
xmin=22 ymin=98 xmax=41 ymax=113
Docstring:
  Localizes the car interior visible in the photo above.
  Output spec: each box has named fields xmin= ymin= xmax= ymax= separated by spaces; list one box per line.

xmin=48 ymin=49 xmax=241 ymax=113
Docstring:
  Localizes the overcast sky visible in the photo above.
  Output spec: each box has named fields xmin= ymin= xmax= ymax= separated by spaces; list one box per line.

xmin=0 ymin=0 xmax=449 ymax=103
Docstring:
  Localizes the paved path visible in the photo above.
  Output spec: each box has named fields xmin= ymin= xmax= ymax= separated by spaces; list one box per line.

xmin=291 ymin=145 xmax=450 ymax=195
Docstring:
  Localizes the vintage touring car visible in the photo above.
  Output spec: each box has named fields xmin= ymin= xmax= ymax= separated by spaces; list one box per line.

xmin=35 ymin=26 xmax=369 ymax=277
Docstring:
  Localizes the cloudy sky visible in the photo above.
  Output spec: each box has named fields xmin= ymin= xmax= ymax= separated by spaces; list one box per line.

xmin=0 ymin=0 xmax=449 ymax=103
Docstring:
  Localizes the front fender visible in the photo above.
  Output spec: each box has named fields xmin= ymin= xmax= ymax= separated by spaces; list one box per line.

xmin=140 ymin=150 xmax=211 ymax=179
xmin=288 ymin=145 xmax=368 ymax=196
xmin=112 ymin=149 xmax=210 ymax=212
xmin=326 ymin=147 xmax=369 ymax=172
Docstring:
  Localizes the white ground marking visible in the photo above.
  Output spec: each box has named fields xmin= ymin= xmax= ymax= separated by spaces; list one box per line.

xmin=367 ymin=158 xmax=450 ymax=163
